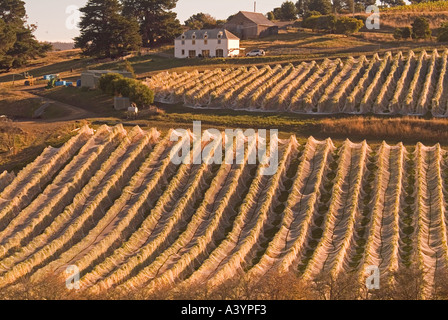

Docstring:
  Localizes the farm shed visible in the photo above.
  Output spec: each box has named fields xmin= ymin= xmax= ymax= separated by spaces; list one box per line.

xmin=224 ymin=11 xmax=278 ymax=39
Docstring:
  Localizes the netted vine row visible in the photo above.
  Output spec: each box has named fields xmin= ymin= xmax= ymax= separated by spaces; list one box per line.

xmin=147 ymin=49 xmax=448 ymax=117
xmin=0 ymin=126 xmax=447 ymax=298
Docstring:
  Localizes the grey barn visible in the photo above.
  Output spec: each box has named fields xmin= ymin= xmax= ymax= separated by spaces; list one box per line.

xmin=224 ymin=11 xmax=278 ymax=39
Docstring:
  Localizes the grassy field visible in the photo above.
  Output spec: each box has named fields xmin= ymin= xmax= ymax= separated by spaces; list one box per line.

xmin=0 ymin=88 xmax=42 ymax=118
xmin=0 ymin=121 xmax=86 ymax=172
xmin=39 ymin=87 xmax=448 ymax=146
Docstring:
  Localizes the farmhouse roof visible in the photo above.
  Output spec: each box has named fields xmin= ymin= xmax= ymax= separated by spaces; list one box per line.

xmin=176 ymin=29 xmax=240 ymax=40
xmin=232 ymin=11 xmax=276 ymax=26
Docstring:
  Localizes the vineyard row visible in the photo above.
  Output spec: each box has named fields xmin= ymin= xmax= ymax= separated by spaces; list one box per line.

xmin=147 ymin=49 xmax=448 ymax=117
xmin=0 ymin=126 xmax=447 ymax=298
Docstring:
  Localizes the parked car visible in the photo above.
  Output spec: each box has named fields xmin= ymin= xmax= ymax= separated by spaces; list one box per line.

xmin=246 ymin=49 xmax=266 ymax=57
xmin=0 ymin=115 xmax=11 ymax=122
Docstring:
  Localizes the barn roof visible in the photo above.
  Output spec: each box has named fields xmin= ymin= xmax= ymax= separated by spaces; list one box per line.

xmin=176 ymin=29 xmax=240 ymax=40
xmin=232 ymin=11 xmax=276 ymax=26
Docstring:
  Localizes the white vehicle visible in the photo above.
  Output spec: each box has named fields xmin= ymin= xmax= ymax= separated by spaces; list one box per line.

xmin=246 ymin=49 xmax=266 ymax=57
xmin=0 ymin=115 xmax=11 ymax=122
xmin=127 ymin=105 xmax=138 ymax=120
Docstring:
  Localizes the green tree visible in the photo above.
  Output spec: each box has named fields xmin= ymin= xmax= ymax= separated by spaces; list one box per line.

xmin=438 ymin=22 xmax=448 ymax=42
xmin=0 ymin=0 xmax=26 ymax=24
xmin=332 ymin=0 xmax=343 ymax=13
xmin=344 ymin=0 xmax=355 ymax=13
xmin=303 ymin=10 xmax=322 ymax=19
xmin=402 ymin=26 xmax=412 ymax=39
xmin=335 ymin=16 xmax=363 ymax=34
xmin=75 ymin=0 xmax=141 ymax=58
xmin=227 ymin=14 xmax=236 ymax=22
xmin=98 ymin=73 xmax=124 ymax=95
xmin=0 ymin=0 xmax=51 ymax=71
xmin=393 ymin=28 xmax=403 ymax=40
xmin=412 ymin=17 xmax=431 ymax=39
xmin=280 ymin=1 xmax=299 ymax=20
xmin=295 ymin=0 xmax=309 ymax=15
xmin=273 ymin=7 xmax=283 ymax=19
xmin=99 ymin=74 xmax=154 ymax=107
xmin=185 ymin=13 xmax=217 ymax=29
xmin=383 ymin=0 xmax=406 ymax=6
xmin=267 ymin=11 xmax=275 ymax=20
xmin=122 ymin=0 xmax=183 ymax=47
xmin=0 ymin=19 xmax=16 ymax=56
xmin=354 ymin=0 xmax=376 ymax=11
xmin=303 ymin=14 xmax=336 ymax=31
xmin=308 ymin=0 xmax=332 ymax=15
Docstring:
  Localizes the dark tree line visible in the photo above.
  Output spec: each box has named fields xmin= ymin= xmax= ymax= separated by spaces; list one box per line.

xmin=0 ymin=0 xmax=52 ymax=71
xmin=75 ymin=0 xmax=183 ymax=58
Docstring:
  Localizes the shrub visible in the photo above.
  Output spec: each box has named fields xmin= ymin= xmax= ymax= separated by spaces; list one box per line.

xmin=98 ymin=73 xmax=154 ymax=107
xmin=334 ymin=16 xmax=364 ymax=34
xmin=353 ymin=15 xmax=366 ymax=22
xmin=412 ymin=17 xmax=431 ymax=39
xmin=128 ymin=81 xmax=155 ymax=107
xmin=402 ymin=27 xmax=412 ymax=39
xmin=438 ymin=22 xmax=448 ymax=42
xmin=303 ymin=15 xmax=362 ymax=34
xmin=393 ymin=28 xmax=403 ymax=40
xmin=303 ymin=14 xmax=336 ymax=31
xmin=112 ymin=78 xmax=134 ymax=98
xmin=98 ymin=73 xmax=124 ymax=95
xmin=303 ymin=10 xmax=322 ymax=19
xmin=303 ymin=15 xmax=319 ymax=29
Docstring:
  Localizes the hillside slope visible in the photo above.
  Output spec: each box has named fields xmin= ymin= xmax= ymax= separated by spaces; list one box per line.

xmin=0 ymin=125 xmax=445 ymax=299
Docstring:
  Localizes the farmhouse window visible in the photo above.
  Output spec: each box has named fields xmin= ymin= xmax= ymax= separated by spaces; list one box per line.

xmin=189 ymin=50 xmax=196 ymax=58
xmin=216 ymin=49 xmax=224 ymax=57
xmin=202 ymin=50 xmax=210 ymax=58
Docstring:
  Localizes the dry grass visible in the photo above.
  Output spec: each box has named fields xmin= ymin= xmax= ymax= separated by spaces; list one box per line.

xmin=241 ymin=30 xmax=374 ymax=56
xmin=0 ymin=120 xmax=88 ymax=172
xmin=0 ymin=87 xmax=42 ymax=118
xmin=1 ymin=268 xmax=446 ymax=300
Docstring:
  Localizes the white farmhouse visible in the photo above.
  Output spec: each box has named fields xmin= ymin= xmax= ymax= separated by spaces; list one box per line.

xmin=174 ymin=29 xmax=240 ymax=59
